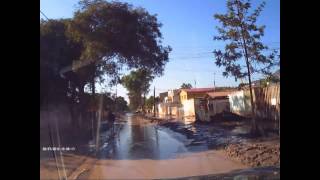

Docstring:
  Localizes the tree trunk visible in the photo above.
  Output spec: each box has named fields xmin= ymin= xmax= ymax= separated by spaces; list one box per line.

xmin=240 ymin=34 xmax=257 ymax=133
xmin=78 ymin=83 xmax=86 ymax=129
xmin=245 ymin=59 xmax=257 ymax=133
xmin=68 ymin=82 xmax=78 ymax=128
xmin=91 ymin=78 xmax=95 ymax=96
xmin=91 ymin=77 xmax=96 ymax=138
xmin=142 ymin=93 xmax=146 ymax=114
xmin=236 ymin=0 xmax=257 ymax=135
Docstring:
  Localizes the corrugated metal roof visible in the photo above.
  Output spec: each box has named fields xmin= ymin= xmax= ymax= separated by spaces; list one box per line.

xmin=182 ymin=88 xmax=215 ymax=93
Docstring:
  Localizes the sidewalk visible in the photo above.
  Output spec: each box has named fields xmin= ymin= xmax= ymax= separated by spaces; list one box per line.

xmin=40 ymin=153 xmax=89 ymax=180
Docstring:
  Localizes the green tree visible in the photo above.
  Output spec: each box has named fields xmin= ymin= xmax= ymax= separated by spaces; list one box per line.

xmin=121 ymin=69 xmax=154 ymax=111
xmin=40 ymin=0 xmax=171 ymax=131
xmin=114 ymin=96 xmax=129 ymax=112
xmin=67 ymin=0 xmax=171 ymax=96
xmin=180 ymin=83 xmax=193 ymax=89
xmin=145 ymin=96 xmax=159 ymax=112
xmin=238 ymin=82 xmax=247 ymax=89
xmin=213 ymin=0 xmax=279 ymax=134
xmin=40 ymin=19 xmax=83 ymax=107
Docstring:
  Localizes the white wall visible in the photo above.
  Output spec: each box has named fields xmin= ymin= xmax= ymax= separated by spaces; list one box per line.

xmin=209 ymin=99 xmax=230 ymax=115
xmin=182 ymin=99 xmax=195 ymax=117
xmin=228 ymin=90 xmax=251 ymax=116
xmin=158 ymin=103 xmax=167 ymax=116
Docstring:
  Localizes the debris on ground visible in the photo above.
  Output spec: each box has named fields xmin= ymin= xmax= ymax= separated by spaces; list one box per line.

xmin=142 ymin=114 xmax=280 ymax=168
xmin=225 ymin=140 xmax=280 ymax=167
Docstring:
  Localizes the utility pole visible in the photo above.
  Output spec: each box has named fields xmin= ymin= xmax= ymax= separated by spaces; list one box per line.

xmin=214 ymin=72 xmax=216 ymax=90
xmin=153 ymin=86 xmax=156 ymax=117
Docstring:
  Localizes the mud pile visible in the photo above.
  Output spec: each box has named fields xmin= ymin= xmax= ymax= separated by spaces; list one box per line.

xmin=225 ymin=140 xmax=280 ymax=167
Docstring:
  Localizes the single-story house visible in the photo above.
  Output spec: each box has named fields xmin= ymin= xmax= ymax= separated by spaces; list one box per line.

xmin=195 ymin=91 xmax=235 ymax=121
xmin=157 ymin=89 xmax=182 ymax=117
xmin=180 ymin=88 xmax=215 ymax=117
xmin=180 ymin=88 xmax=215 ymax=104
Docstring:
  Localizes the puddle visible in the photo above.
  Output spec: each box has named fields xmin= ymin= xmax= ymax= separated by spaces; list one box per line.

xmin=92 ymin=113 xmax=192 ymax=160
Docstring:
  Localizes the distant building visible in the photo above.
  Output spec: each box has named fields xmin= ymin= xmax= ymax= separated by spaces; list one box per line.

xmin=179 ymin=88 xmax=215 ymax=118
xmin=196 ymin=91 xmax=236 ymax=121
xmin=167 ymin=89 xmax=181 ymax=103
xmin=179 ymin=88 xmax=215 ymax=104
xmin=157 ymin=89 xmax=182 ymax=117
xmin=159 ymin=92 xmax=168 ymax=103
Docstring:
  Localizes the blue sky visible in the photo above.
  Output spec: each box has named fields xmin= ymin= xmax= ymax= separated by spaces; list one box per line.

xmin=40 ymin=0 xmax=280 ymax=101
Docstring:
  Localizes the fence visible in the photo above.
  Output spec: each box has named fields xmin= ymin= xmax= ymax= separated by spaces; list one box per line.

xmin=229 ymin=84 xmax=280 ymax=122
xmin=253 ymin=84 xmax=280 ymax=121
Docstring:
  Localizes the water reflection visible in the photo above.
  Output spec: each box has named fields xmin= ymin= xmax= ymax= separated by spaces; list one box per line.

xmin=96 ymin=114 xmax=189 ymax=160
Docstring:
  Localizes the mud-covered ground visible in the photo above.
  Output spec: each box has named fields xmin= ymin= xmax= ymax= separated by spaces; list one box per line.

xmin=226 ymin=140 xmax=280 ymax=167
xmin=40 ymin=113 xmax=280 ymax=179
xmin=147 ymin=113 xmax=280 ymax=169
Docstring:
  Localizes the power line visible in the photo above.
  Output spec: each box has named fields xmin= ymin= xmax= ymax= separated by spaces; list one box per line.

xmin=169 ymin=48 xmax=279 ymax=61
xmin=171 ymin=42 xmax=279 ymax=50
xmin=171 ymin=51 xmax=213 ymax=56
xmin=40 ymin=10 xmax=50 ymax=21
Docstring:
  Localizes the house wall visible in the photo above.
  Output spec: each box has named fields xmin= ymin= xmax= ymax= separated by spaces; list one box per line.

xmin=168 ymin=90 xmax=180 ymax=103
xmin=157 ymin=103 xmax=168 ymax=116
xmin=170 ymin=106 xmax=177 ymax=116
xmin=180 ymin=90 xmax=211 ymax=104
xmin=252 ymin=84 xmax=280 ymax=121
xmin=194 ymin=98 xmax=208 ymax=121
xmin=180 ymin=90 xmax=188 ymax=104
xmin=188 ymin=93 xmax=208 ymax=100
xmin=194 ymin=98 xmax=231 ymax=122
xmin=157 ymin=102 xmax=181 ymax=117
xmin=229 ymin=84 xmax=280 ymax=121
xmin=229 ymin=90 xmax=251 ymax=116
xmin=208 ymin=99 xmax=230 ymax=116
xmin=182 ymin=99 xmax=195 ymax=117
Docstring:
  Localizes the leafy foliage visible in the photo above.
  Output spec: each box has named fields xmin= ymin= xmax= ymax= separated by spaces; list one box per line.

xmin=213 ymin=0 xmax=279 ymax=133
xmin=114 ymin=96 xmax=129 ymax=112
xmin=213 ymin=0 xmax=279 ymax=81
xmin=68 ymin=0 xmax=171 ymax=85
xmin=180 ymin=83 xmax=193 ymax=89
xmin=121 ymin=69 xmax=154 ymax=110
xmin=40 ymin=19 xmax=83 ymax=106
xmin=145 ymin=96 xmax=159 ymax=111
xmin=41 ymin=0 xmax=171 ymax=112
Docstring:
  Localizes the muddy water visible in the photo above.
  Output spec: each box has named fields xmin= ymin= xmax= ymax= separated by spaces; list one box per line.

xmin=95 ymin=113 xmax=195 ymax=160
xmin=41 ymin=114 xmax=279 ymax=179
xmin=74 ymin=113 xmax=279 ymax=179
xmin=76 ymin=114 xmax=252 ymax=179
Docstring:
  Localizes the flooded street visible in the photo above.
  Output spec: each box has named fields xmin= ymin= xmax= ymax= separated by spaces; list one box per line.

xmin=94 ymin=113 xmax=249 ymax=160
xmin=40 ymin=113 xmax=279 ymax=179
xmin=74 ymin=113 xmax=249 ymax=179
xmin=95 ymin=113 xmax=191 ymax=160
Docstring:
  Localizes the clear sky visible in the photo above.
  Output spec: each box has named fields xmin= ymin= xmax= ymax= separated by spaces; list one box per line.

xmin=40 ymin=0 xmax=280 ymax=101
